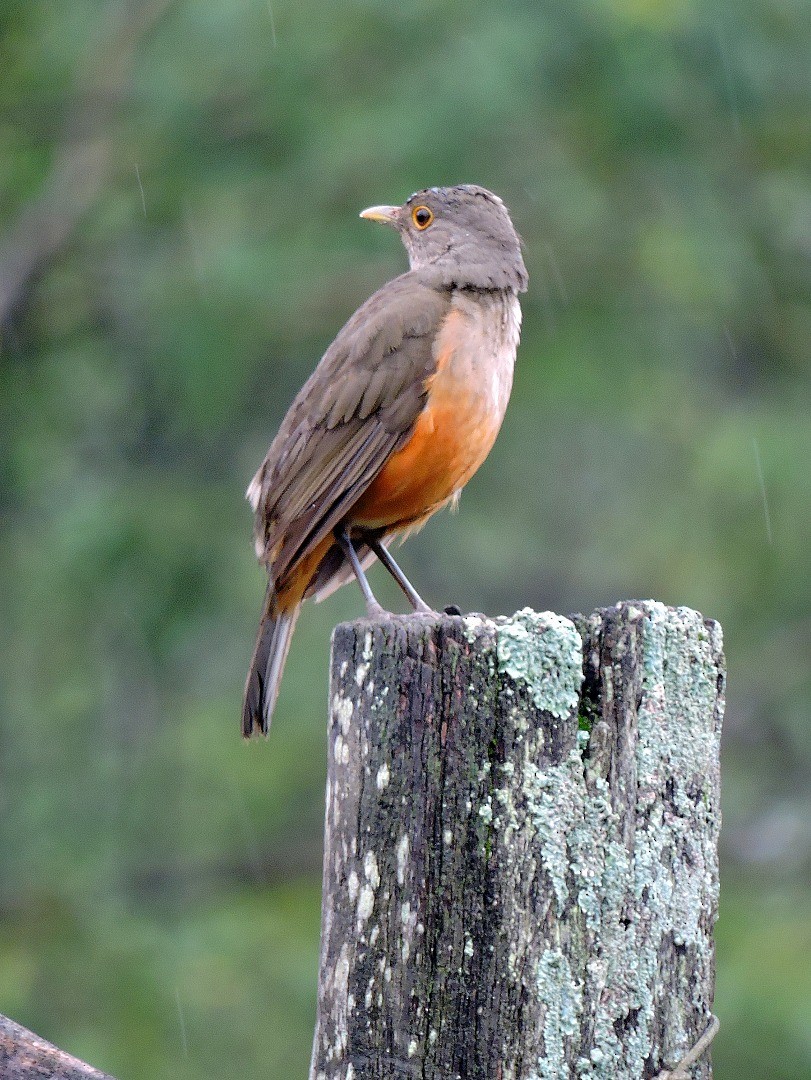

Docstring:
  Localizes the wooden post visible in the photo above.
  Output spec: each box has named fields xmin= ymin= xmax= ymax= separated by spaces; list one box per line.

xmin=0 ymin=1013 xmax=118 ymax=1079
xmin=310 ymin=601 xmax=724 ymax=1080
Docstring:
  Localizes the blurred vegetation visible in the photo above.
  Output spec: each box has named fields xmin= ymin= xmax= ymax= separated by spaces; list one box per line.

xmin=1 ymin=0 xmax=809 ymax=1076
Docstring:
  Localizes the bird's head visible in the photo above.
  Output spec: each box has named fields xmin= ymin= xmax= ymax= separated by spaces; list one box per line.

xmin=360 ymin=184 xmax=527 ymax=293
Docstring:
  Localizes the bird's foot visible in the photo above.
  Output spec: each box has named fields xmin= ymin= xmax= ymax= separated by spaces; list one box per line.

xmin=364 ymin=600 xmax=390 ymax=619
xmin=413 ymin=600 xmax=439 ymax=615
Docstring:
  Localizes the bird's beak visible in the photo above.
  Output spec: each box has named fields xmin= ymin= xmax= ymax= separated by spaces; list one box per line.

xmin=359 ymin=204 xmax=400 ymax=226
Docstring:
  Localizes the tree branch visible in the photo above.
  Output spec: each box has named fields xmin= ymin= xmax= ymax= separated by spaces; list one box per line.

xmin=0 ymin=0 xmax=173 ymax=325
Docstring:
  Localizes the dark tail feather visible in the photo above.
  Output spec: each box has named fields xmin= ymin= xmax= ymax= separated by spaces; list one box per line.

xmin=242 ymin=600 xmax=300 ymax=737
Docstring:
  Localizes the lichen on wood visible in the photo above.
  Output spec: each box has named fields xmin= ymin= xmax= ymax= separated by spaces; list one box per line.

xmin=310 ymin=602 xmax=724 ymax=1080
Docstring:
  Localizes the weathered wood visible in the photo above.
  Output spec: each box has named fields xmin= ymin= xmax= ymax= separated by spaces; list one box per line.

xmin=0 ymin=1012 xmax=118 ymax=1079
xmin=310 ymin=602 xmax=724 ymax=1079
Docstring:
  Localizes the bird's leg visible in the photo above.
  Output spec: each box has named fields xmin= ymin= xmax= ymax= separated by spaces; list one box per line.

xmin=335 ymin=526 xmax=387 ymax=618
xmin=368 ymin=536 xmax=434 ymax=614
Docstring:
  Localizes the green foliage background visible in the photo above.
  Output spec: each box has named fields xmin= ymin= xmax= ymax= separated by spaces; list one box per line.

xmin=1 ymin=0 xmax=809 ymax=1076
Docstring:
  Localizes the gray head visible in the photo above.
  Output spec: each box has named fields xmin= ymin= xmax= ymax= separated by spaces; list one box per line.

xmin=361 ymin=184 xmax=528 ymax=293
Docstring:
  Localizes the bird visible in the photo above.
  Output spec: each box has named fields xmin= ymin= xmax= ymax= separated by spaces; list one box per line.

xmin=242 ymin=184 xmax=528 ymax=737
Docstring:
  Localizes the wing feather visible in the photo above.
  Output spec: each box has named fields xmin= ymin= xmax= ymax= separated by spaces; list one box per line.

xmin=251 ymin=271 xmax=450 ymax=592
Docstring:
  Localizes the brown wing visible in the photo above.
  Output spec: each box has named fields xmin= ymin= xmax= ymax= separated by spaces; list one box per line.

xmin=249 ymin=271 xmax=451 ymax=592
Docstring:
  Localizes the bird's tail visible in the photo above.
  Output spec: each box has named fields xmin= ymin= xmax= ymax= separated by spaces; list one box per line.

xmin=242 ymin=594 xmax=300 ymax=738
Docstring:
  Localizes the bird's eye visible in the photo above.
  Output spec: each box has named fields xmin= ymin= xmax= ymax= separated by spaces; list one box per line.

xmin=412 ymin=205 xmax=434 ymax=230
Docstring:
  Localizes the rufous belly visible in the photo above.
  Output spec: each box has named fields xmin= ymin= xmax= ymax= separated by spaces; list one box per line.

xmin=350 ymin=293 xmax=520 ymax=532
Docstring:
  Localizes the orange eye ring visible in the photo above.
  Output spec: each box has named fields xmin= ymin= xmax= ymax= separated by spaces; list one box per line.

xmin=412 ymin=205 xmax=434 ymax=230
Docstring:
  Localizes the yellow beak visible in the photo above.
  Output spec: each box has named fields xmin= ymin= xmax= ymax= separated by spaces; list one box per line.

xmin=359 ymin=204 xmax=400 ymax=225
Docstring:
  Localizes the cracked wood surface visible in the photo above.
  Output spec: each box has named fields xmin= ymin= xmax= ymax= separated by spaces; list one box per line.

xmin=0 ymin=1013 xmax=117 ymax=1080
xmin=310 ymin=602 xmax=724 ymax=1080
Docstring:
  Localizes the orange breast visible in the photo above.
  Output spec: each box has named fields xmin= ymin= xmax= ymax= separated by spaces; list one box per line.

xmin=350 ymin=295 xmax=519 ymax=532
